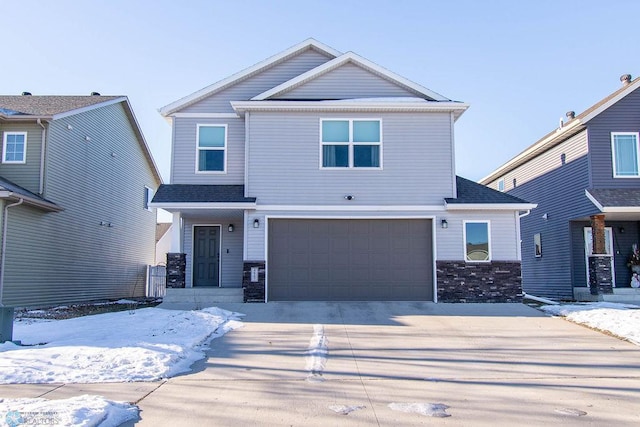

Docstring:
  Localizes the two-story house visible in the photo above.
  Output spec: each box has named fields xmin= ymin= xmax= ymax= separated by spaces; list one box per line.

xmin=0 ymin=94 xmax=162 ymax=340
xmin=152 ymin=39 xmax=534 ymax=304
xmin=481 ymin=74 xmax=640 ymax=302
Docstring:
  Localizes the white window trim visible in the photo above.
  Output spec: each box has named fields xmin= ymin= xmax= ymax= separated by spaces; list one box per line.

xmin=2 ymin=131 xmax=27 ymax=164
xmin=497 ymin=179 xmax=505 ymax=192
xmin=195 ymin=124 xmax=227 ymax=174
xmin=462 ymin=220 xmax=492 ymax=263
xmin=319 ymin=118 xmax=383 ymax=170
xmin=611 ymin=131 xmax=640 ymax=178
xmin=144 ymin=186 xmax=154 ymax=212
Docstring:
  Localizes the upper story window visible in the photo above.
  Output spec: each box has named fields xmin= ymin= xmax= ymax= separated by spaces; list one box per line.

xmin=464 ymin=221 xmax=491 ymax=262
xmin=197 ymin=124 xmax=226 ymax=173
xmin=320 ymin=119 xmax=381 ymax=169
xmin=497 ymin=179 xmax=505 ymax=192
xmin=611 ymin=132 xmax=640 ymax=177
xmin=2 ymin=132 xmax=27 ymax=164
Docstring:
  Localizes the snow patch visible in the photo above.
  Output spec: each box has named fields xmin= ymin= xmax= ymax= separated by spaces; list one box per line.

xmin=329 ymin=405 xmax=366 ymax=415
xmin=305 ymin=324 xmax=328 ymax=382
xmin=554 ymin=408 xmax=587 ymax=416
xmin=388 ymin=402 xmax=451 ymax=417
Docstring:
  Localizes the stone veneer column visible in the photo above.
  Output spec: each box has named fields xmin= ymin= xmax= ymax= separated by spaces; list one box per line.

xmin=243 ymin=261 xmax=266 ymax=302
xmin=588 ymin=256 xmax=613 ymax=295
xmin=166 ymin=253 xmax=186 ymax=288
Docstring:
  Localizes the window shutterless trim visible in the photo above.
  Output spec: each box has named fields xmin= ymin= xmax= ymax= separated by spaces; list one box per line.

xmin=144 ymin=186 xmax=154 ymax=211
xmin=195 ymin=124 xmax=227 ymax=174
xmin=319 ymin=118 xmax=383 ymax=170
xmin=462 ymin=220 xmax=492 ymax=263
xmin=2 ymin=131 xmax=27 ymax=164
xmin=611 ymin=132 xmax=640 ymax=178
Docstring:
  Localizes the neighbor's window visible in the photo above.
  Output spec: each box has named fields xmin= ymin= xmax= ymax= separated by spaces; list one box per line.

xmin=197 ymin=124 xmax=226 ymax=172
xmin=611 ymin=132 xmax=640 ymax=177
xmin=144 ymin=186 xmax=153 ymax=211
xmin=321 ymin=119 xmax=381 ymax=168
xmin=2 ymin=132 xmax=27 ymax=164
xmin=464 ymin=221 xmax=491 ymax=262
xmin=534 ymin=233 xmax=542 ymax=257
xmin=497 ymin=179 xmax=505 ymax=192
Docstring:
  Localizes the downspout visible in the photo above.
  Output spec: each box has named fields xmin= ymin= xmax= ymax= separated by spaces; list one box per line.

xmin=0 ymin=198 xmax=24 ymax=307
xmin=515 ymin=210 xmax=531 ymax=261
xmin=37 ymin=119 xmax=46 ymax=195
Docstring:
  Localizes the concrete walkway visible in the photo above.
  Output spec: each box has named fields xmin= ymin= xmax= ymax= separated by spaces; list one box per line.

xmin=1 ymin=302 xmax=639 ymax=426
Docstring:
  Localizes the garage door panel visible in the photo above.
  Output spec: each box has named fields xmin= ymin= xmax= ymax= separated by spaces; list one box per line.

xmin=268 ymin=219 xmax=433 ymax=301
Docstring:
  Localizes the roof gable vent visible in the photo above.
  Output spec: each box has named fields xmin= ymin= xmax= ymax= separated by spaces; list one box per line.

xmin=620 ymin=74 xmax=632 ymax=86
xmin=566 ymin=111 xmax=575 ymax=120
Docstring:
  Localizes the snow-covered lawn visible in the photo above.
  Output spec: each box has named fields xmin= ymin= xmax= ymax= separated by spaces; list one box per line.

xmin=0 ymin=306 xmax=243 ymax=426
xmin=539 ymin=302 xmax=640 ymax=345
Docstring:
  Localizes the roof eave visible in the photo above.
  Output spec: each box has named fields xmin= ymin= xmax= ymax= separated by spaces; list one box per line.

xmin=0 ymin=191 xmax=63 ymax=212
xmin=445 ymin=202 xmax=538 ymax=211
xmin=148 ymin=202 xmax=257 ymax=210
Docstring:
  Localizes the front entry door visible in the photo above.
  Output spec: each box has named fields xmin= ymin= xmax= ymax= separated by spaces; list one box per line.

xmin=193 ymin=226 xmax=220 ymax=287
xmin=584 ymin=227 xmax=616 ymax=287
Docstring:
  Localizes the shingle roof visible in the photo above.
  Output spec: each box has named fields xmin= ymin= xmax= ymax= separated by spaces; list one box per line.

xmin=446 ymin=176 xmax=529 ymax=204
xmin=0 ymin=175 xmax=61 ymax=211
xmin=0 ymin=95 xmax=122 ymax=116
xmin=586 ymin=188 xmax=640 ymax=208
xmin=152 ymin=185 xmax=256 ymax=203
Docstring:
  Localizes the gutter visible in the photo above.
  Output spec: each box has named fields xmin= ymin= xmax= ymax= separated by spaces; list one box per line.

xmin=37 ymin=119 xmax=47 ymax=195
xmin=0 ymin=198 xmax=23 ymax=307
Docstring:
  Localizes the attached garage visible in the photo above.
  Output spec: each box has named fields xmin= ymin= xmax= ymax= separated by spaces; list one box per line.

xmin=267 ymin=219 xmax=433 ymax=301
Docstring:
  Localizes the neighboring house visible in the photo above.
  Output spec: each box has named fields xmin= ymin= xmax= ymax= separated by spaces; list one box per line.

xmin=0 ymin=94 xmax=162 ymax=310
xmin=480 ymin=74 xmax=640 ymax=302
xmin=151 ymin=39 xmax=534 ymax=303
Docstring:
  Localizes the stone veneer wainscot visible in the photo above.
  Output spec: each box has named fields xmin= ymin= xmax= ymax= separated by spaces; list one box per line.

xmin=437 ymin=261 xmax=523 ymax=303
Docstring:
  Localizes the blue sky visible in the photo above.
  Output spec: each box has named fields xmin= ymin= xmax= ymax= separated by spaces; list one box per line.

xmin=4 ymin=0 xmax=640 ymax=185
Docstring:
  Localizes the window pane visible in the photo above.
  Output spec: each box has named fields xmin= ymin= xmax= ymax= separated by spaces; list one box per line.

xmin=322 ymin=121 xmax=349 ymax=142
xmin=613 ymin=134 xmax=638 ymax=176
xmin=322 ymin=145 xmax=348 ymax=167
xmin=465 ymin=222 xmax=489 ymax=261
xmin=353 ymin=121 xmax=380 ymax=142
xmin=198 ymin=150 xmax=224 ymax=171
xmin=199 ymin=126 xmax=225 ymax=148
xmin=354 ymin=145 xmax=380 ymax=167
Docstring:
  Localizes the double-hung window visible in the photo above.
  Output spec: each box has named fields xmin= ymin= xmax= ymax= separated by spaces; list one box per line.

xmin=2 ymin=132 xmax=27 ymax=164
xmin=463 ymin=221 xmax=491 ymax=262
xmin=197 ymin=124 xmax=226 ymax=173
xmin=611 ymin=132 xmax=640 ymax=177
xmin=321 ymin=119 xmax=381 ymax=168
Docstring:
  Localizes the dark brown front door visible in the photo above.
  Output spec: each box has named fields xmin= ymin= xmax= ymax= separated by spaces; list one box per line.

xmin=193 ymin=226 xmax=220 ymax=287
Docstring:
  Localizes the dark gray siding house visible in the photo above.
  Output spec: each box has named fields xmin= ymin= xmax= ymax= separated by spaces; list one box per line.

xmin=481 ymin=74 xmax=640 ymax=302
xmin=0 ymin=95 xmax=162 ymax=310
xmin=152 ymin=39 xmax=535 ymax=305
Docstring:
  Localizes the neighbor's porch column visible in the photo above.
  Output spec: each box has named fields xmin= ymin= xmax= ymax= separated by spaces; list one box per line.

xmin=589 ymin=214 xmax=613 ymax=295
xmin=166 ymin=212 xmax=186 ymax=288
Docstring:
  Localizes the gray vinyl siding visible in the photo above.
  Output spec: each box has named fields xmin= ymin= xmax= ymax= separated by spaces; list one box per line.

xmin=273 ymin=63 xmax=417 ymax=100
xmin=245 ymin=210 xmax=520 ymax=263
xmin=587 ymin=87 xmax=640 ymax=188
xmin=0 ymin=122 xmax=43 ymax=194
xmin=486 ymin=131 xmax=589 ymax=192
xmin=182 ymin=212 xmax=244 ymax=288
xmin=246 ymin=111 xmax=455 ymax=205
xmin=181 ymin=49 xmax=333 ymax=114
xmin=1 ymin=102 xmax=158 ymax=307
xmin=507 ymin=153 xmax=595 ymax=300
xmin=171 ymin=117 xmax=245 ymax=184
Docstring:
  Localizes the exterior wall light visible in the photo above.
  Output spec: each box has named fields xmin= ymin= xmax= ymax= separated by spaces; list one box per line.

xmin=253 ymin=219 xmax=260 ymax=228
xmin=441 ymin=219 xmax=448 ymax=229
xmin=228 ymin=224 xmax=234 ymax=232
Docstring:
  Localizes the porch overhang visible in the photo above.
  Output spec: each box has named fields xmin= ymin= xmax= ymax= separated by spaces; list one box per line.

xmin=149 ymin=184 xmax=256 ymax=213
xmin=585 ymin=188 xmax=640 ymax=220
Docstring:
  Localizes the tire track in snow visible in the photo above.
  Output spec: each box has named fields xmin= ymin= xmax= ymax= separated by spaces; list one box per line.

xmin=305 ymin=324 xmax=328 ymax=382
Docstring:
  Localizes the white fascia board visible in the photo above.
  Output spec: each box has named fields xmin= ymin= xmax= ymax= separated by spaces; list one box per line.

xmin=602 ymin=206 xmax=640 ymax=212
xmin=257 ymin=205 xmax=446 ymax=212
xmin=231 ymin=100 xmax=468 ymax=118
xmin=170 ymin=113 xmax=240 ymax=119
xmin=445 ymin=203 xmax=538 ymax=211
xmin=584 ymin=189 xmax=605 ymax=211
xmin=479 ymin=121 xmax=584 ymax=185
xmin=158 ymin=39 xmax=342 ymax=116
xmin=252 ymin=51 xmax=449 ymax=102
xmin=579 ymin=79 xmax=640 ymax=123
xmin=51 ymin=97 xmax=127 ymax=120
xmin=148 ymin=202 xmax=256 ymax=209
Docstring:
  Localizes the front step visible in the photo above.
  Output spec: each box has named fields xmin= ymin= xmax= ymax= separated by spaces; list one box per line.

xmin=603 ymin=288 xmax=640 ymax=304
xmin=160 ymin=288 xmax=244 ymax=309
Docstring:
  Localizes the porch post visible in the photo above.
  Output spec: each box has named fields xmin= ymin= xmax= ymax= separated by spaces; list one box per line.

xmin=170 ymin=212 xmax=182 ymax=253
xmin=588 ymin=214 xmax=613 ymax=296
xmin=166 ymin=212 xmax=186 ymax=289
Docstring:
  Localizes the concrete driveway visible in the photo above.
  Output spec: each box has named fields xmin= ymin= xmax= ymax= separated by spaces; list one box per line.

xmin=1 ymin=302 xmax=638 ymax=426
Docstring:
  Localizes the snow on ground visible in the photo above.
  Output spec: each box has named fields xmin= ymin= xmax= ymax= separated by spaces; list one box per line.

xmin=0 ymin=306 xmax=244 ymax=384
xmin=540 ymin=302 xmax=640 ymax=345
xmin=0 ymin=395 xmax=138 ymax=427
